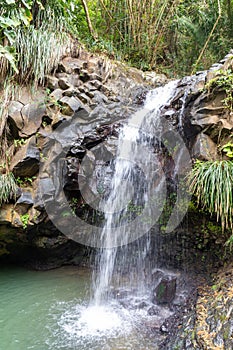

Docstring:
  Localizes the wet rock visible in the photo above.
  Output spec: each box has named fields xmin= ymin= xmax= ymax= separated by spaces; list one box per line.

xmin=58 ymin=77 xmax=72 ymax=90
xmin=192 ymin=133 xmax=219 ymax=160
xmin=148 ymin=305 xmax=160 ymax=315
xmin=153 ymin=276 xmax=177 ymax=304
xmin=69 ymin=143 xmax=86 ymax=158
xmin=137 ymin=301 xmax=148 ymax=309
xmin=78 ymin=93 xmax=91 ymax=104
xmin=59 ymin=96 xmax=83 ymax=116
xmin=79 ymin=69 xmax=90 ymax=83
xmin=46 ymin=75 xmax=59 ymax=90
xmin=49 ymin=89 xmax=63 ymax=101
xmin=160 ymin=323 xmax=169 ymax=333
xmin=51 ymin=113 xmax=70 ymax=129
xmin=11 ymin=210 xmax=23 ymax=228
xmin=15 ymin=189 xmax=34 ymax=215
xmin=143 ymin=71 xmax=167 ymax=86
xmin=190 ymin=92 xmax=227 ymax=128
xmin=152 ymin=269 xmax=165 ymax=284
xmin=8 ymin=101 xmax=24 ymax=136
xmin=21 ymin=102 xmax=46 ymax=136
xmin=10 ymin=136 xmax=40 ymax=177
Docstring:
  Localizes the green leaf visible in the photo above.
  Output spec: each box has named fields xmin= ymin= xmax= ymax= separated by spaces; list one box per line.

xmin=19 ymin=9 xmax=32 ymax=26
xmin=0 ymin=16 xmax=20 ymax=28
xmin=0 ymin=45 xmax=19 ymax=73
xmin=3 ymin=29 xmax=16 ymax=45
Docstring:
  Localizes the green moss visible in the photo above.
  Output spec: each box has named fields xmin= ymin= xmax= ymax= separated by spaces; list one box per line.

xmin=20 ymin=213 xmax=30 ymax=229
xmin=205 ymin=69 xmax=233 ymax=110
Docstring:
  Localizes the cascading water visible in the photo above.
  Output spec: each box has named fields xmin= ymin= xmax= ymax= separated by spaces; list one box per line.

xmin=92 ymin=80 xmax=179 ymax=306
xmin=58 ymin=80 xmax=185 ymax=349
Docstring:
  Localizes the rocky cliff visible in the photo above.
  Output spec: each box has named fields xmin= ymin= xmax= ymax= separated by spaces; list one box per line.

xmin=0 ymin=48 xmax=233 ymax=271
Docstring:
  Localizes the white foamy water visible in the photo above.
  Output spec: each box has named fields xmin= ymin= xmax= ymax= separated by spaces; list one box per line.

xmin=51 ymin=81 xmax=179 ymax=350
xmin=49 ymin=297 xmax=165 ymax=350
xmin=92 ymin=80 xmax=179 ymax=305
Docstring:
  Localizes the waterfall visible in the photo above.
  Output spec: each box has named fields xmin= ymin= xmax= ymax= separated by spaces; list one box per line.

xmin=92 ymin=80 xmax=179 ymax=306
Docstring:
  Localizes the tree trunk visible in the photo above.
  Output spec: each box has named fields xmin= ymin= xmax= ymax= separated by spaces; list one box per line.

xmin=81 ymin=0 xmax=97 ymax=40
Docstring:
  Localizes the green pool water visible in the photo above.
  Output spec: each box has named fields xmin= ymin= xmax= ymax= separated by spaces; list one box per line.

xmin=0 ymin=266 xmax=162 ymax=350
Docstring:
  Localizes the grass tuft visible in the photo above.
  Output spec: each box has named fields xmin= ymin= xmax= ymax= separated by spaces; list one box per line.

xmin=187 ymin=160 xmax=233 ymax=231
xmin=15 ymin=10 xmax=69 ymax=86
xmin=0 ymin=172 xmax=18 ymax=207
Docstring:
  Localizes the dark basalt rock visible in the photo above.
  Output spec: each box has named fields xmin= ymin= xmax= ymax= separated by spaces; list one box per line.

xmin=153 ymin=276 xmax=177 ymax=304
xmin=8 ymin=101 xmax=24 ymax=137
xmin=21 ymin=102 xmax=47 ymax=137
xmin=10 ymin=136 xmax=40 ymax=177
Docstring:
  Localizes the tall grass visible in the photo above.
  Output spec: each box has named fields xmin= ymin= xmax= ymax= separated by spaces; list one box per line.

xmin=15 ymin=9 xmax=69 ymax=86
xmin=0 ymin=172 xmax=17 ymax=207
xmin=187 ymin=160 xmax=233 ymax=231
xmin=0 ymin=6 xmax=73 ymax=175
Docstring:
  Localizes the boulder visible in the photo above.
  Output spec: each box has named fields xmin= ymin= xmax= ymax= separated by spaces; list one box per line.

xmin=143 ymin=71 xmax=167 ymax=86
xmin=21 ymin=102 xmax=46 ymax=136
xmin=15 ymin=189 xmax=34 ymax=215
xmin=7 ymin=101 xmax=24 ymax=137
xmin=59 ymin=96 xmax=83 ymax=116
xmin=51 ymin=113 xmax=70 ymax=129
xmin=58 ymin=77 xmax=72 ymax=90
xmin=49 ymin=89 xmax=63 ymax=101
xmin=59 ymin=57 xmax=84 ymax=74
xmin=153 ymin=276 xmax=177 ymax=304
xmin=10 ymin=136 xmax=40 ymax=177
xmin=192 ymin=133 xmax=219 ymax=161
xmin=77 ymin=93 xmax=91 ymax=104
xmin=46 ymin=76 xmax=59 ymax=91
xmin=190 ymin=92 xmax=227 ymax=128
xmin=79 ymin=69 xmax=90 ymax=83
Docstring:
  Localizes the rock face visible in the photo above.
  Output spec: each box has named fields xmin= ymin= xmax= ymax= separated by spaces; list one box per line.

xmin=165 ymin=263 xmax=233 ymax=350
xmin=10 ymin=136 xmax=40 ymax=177
xmin=0 ymin=48 xmax=154 ymax=268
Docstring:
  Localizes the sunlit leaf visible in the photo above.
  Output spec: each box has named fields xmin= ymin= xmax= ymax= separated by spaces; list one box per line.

xmin=0 ymin=16 xmax=21 ymax=28
xmin=5 ymin=0 xmax=16 ymax=4
xmin=0 ymin=45 xmax=19 ymax=73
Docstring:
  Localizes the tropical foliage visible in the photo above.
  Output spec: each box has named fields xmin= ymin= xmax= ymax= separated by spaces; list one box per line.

xmin=77 ymin=0 xmax=233 ymax=76
xmin=187 ymin=160 xmax=233 ymax=232
xmin=0 ymin=172 xmax=17 ymax=206
xmin=0 ymin=0 xmax=233 ymax=79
